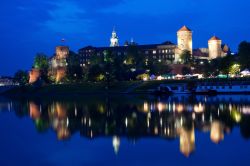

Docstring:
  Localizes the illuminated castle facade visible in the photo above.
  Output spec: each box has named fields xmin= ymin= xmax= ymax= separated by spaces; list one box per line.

xmin=177 ymin=26 xmax=193 ymax=54
xmin=28 ymin=26 xmax=230 ymax=83
xmin=49 ymin=46 xmax=70 ymax=83
xmin=110 ymin=28 xmax=119 ymax=47
xmin=78 ymin=26 xmax=230 ymax=67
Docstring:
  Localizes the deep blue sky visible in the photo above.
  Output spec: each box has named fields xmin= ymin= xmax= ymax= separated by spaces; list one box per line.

xmin=0 ymin=0 xmax=250 ymax=76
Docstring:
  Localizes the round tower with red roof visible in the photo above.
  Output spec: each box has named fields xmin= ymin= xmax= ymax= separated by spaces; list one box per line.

xmin=208 ymin=36 xmax=222 ymax=59
xmin=177 ymin=26 xmax=193 ymax=54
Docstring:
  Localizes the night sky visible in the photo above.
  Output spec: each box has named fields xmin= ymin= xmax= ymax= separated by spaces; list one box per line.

xmin=0 ymin=0 xmax=249 ymax=76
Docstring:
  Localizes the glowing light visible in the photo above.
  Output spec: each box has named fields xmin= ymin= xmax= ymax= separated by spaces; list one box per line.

xmin=125 ymin=118 xmax=128 ymax=127
xmin=113 ymin=136 xmax=121 ymax=155
xmin=241 ymin=106 xmax=250 ymax=115
xmin=231 ymin=110 xmax=242 ymax=123
xmin=157 ymin=102 xmax=164 ymax=112
xmin=176 ymin=104 xmax=184 ymax=112
xmin=192 ymin=113 xmax=196 ymax=120
xmin=147 ymin=119 xmax=150 ymax=128
xmin=29 ymin=102 xmax=41 ymax=119
xmin=157 ymin=76 xmax=163 ymax=80
xmin=194 ymin=103 xmax=204 ymax=113
xmin=210 ymin=121 xmax=224 ymax=144
xmin=143 ymin=102 xmax=149 ymax=113
xmin=179 ymin=126 xmax=195 ymax=157
xmin=89 ymin=119 xmax=92 ymax=126
xmin=154 ymin=127 xmax=159 ymax=135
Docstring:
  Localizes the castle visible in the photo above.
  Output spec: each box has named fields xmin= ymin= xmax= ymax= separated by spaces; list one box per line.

xmin=29 ymin=26 xmax=230 ymax=83
xmin=79 ymin=26 xmax=230 ymax=66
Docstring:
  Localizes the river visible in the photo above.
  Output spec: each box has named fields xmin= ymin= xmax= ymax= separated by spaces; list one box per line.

xmin=0 ymin=94 xmax=250 ymax=165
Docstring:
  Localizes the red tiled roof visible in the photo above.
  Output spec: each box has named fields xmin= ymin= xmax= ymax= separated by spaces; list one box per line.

xmin=209 ymin=36 xmax=221 ymax=41
xmin=178 ymin=26 xmax=192 ymax=32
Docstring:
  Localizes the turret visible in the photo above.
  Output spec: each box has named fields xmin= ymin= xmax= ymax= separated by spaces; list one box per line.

xmin=177 ymin=26 xmax=193 ymax=54
xmin=110 ymin=28 xmax=119 ymax=47
xmin=208 ymin=36 xmax=222 ymax=59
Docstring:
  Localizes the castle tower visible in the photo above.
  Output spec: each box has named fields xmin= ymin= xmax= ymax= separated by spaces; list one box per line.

xmin=110 ymin=28 xmax=119 ymax=47
xmin=56 ymin=46 xmax=69 ymax=60
xmin=177 ymin=26 xmax=193 ymax=54
xmin=208 ymin=36 xmax=222 ymax=59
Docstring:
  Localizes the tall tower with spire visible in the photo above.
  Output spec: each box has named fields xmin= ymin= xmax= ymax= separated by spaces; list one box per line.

xmin=110 ymin=27 xmax=119 ymax=47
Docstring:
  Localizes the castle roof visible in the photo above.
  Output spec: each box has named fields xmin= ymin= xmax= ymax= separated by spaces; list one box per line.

xmin=178 ymin=26 xmax=192 ymax=32
xmin=209 ymin=36 xmax=221 ymax=41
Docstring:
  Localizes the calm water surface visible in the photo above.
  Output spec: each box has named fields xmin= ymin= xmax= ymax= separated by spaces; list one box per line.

xmin=0 ymin=95 xmax=250 ymax=166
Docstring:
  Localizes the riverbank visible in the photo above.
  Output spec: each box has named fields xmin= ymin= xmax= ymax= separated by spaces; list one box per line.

xmin=2 ymin=78 xmax=250 ymax=97
xmin=2 ymin=81 xmax=143 ymax=97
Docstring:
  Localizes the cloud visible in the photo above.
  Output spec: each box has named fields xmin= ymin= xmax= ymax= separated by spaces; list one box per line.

xmin=101 ymin=0 xmax=198 ymax=15
xmin=41 ymin=1 xmax=95 ymax=34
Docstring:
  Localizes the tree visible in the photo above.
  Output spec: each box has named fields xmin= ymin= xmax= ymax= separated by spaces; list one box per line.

xmin=66 ymin=51 xmax=83 ymax=81
xmin=219 ymin=55 xmax=232 ymax=75
xmin=180 ymin=50 xmax=192 ymax=64
xmin=34 ymin=53 xmax=49 ymax=70
xmin=87 ymin=64 xmax=104 ymax=82
xmin=103 ymin=50 xmax=116 ymax=88
xmin=13 ymin=70 xmax=28 ymax=85
xmin=90 ymin=53 xmax=103 ymax=65
xmin=229 ymin=63 xmax=241 ymax=75
xmin=151 ymin=61 xmax=172 ymax=75
xmin=33 ymin=53 xmax=50 ymax=83
xmin=238 ymin=41 xmax=250 ymax=69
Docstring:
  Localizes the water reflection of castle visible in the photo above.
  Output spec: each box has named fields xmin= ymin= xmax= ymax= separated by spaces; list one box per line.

xmin=1 ymin=95 xmax=250 ymax=157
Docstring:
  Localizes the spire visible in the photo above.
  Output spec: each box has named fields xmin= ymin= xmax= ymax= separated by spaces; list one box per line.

xmin=110 ymin=27 xmax=119 ymax=47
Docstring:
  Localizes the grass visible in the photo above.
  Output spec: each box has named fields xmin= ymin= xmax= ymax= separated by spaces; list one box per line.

xmin=5 ymin=81 xmax=142 ymax=96
xmin=4 ymin=77 xmax=250 ymax=96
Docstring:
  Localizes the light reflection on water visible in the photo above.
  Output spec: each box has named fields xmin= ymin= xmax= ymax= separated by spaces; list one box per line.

xmin=0 ymin=95 xmax=250 ymax=165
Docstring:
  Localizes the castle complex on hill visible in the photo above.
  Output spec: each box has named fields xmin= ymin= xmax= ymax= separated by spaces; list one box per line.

xmin=29 ymin=26 xmax=230 ymax=83
xmin=79 ymin=26 xmax=230 ymax=65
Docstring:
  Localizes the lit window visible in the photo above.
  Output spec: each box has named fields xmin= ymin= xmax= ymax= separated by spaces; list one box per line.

xmin=153 ymin=50 xmax=157 ymax=54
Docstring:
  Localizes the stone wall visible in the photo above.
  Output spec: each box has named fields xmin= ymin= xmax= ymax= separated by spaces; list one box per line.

xmin=29 ymin=69 xmax=41 ymax=84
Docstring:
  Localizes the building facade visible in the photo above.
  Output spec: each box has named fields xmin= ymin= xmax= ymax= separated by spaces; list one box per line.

xmin=79 ymin=26 xmax=198 ymax=66
xmin=79 ymin=41 xmax=177 ymax=67
xmin=28 ymin=26 xmax=232 ymax=84
xmin=49 ymin=46 xmax=70 ymax=82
